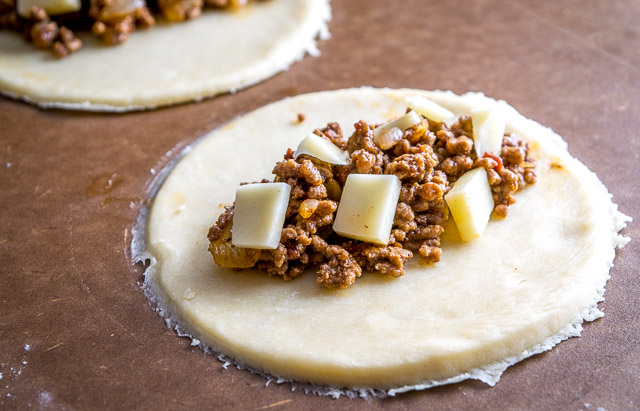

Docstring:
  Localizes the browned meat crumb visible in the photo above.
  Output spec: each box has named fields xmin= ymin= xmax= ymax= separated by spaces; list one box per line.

xmin=297 ymin=113 xmax=306 ymax=123
xmin=490 ymin=133 xmax=536 ymax=217
xmin=24 ymin=6 xmax=82 ymax=57
xmin=312 ymin=236 xmax=361 ymax=289
xmin=353 ymin=244 xmax=412 ymax=278
xmin=314 ymin=121 xmax=347 ymax=151
xmin=295 ymin=199 xmax=337 ymax=234
xmin=208 ymin=205 xmax=233 ymax=242
xmin=208 ymin=109 xmax=537 ymax=288
xmin=88 ymin=0 xmax=156 ymax=45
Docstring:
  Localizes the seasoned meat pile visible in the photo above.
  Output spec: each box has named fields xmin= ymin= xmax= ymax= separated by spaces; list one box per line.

xmin=208 ymin=111 xmax=537 ymax=289
xmin=0 ymin=0 xmax=259 ymax=57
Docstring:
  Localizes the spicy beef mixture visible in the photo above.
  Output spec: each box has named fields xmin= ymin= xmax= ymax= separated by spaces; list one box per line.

xmin=0 ymin=0 xmax=257 ymax=57
xmin=208 ymin=112 xmax=537 ymax=289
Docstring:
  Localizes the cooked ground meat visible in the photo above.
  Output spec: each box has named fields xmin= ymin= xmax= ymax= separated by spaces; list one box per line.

xmin=0 ymin=0 xmax=261 ymax=56
xmin=208 ymin=108 xmax=537 ymax=288
xmin=17 ymin=6 xmax=83 ymax=57
xmin=89 ymin=0 xmax=156 ymax=46
xmin=352 ymin=244 xmax=412 ymax=278
xmin=312 ymin=236 xmax=361 ymax=288
xmin=431 ymin=116 xmax=536 ymax=217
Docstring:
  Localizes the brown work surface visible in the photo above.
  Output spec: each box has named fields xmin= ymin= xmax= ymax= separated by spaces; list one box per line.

xmin=1 ymin=0 xmax=638 ymax=409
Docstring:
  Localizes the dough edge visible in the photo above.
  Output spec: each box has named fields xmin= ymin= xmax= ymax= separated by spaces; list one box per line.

xmin=131 ymin=87 xmax=631 ymax=398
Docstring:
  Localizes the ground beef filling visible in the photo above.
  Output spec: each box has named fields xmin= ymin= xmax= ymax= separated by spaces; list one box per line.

xmin=208 ymin=113 xmax=537 ymax=289
xmin=0 ymin=0 xmax=259 ymax=56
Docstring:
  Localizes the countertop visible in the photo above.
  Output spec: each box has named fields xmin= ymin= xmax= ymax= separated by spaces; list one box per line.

xmin=1 ymin=0 xmax=638 ymax=409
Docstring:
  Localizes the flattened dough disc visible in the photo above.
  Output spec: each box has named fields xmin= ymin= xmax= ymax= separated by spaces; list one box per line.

xmin=140 ymin=88 xmax=630 ymax=393
xmin=0 ymin=0 xmax=330 ymax=111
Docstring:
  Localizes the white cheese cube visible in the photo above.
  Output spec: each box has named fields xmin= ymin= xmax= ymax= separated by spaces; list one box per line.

xmin=405 ymin=95 xmax=455 ymax=123
xmin=333 ymin=174 xmax=401 ymax=245
xmin=373 ymin=110 xmax=422 ymax=142
xmin=471 ymin=106 xmax=506 ymax=157
xmin=231 ymin=182 xmax=290 ymax=249
xmin=444 ymin=168 xmax=495 ymax=242
xmin=294 ymin=133 xmax=349 ymax=165
xmin=17 ymin=0 xmax=81 ymax=17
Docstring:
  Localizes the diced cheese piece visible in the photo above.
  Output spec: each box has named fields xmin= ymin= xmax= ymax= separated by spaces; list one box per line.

xmin=294 ymin=133 xmax=349 ymax=165
xmin=373 ymin=110 xmax=422 ymax=143
xmin=231 ymin=182 xmax=290 ymax=249
xmin=405 ymin=95 xmax=455 ymax=123
xmin=444 ymin=168 xmax=495 ymax=242
xmin=17 ymin=0 xmax=81 ymax=17
xmin=333 ymin=174 xmax=401 ymax=245
xmin=471 ymin=106 xmax=506 ymax=157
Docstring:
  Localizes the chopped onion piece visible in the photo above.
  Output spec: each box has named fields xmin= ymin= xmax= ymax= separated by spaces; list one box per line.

xmin=17 ymin=0 xmax=81 ymax=17
xmin=405 ymin=95 xmax=455 ymax=123
xmin=210 ymin=230 xmax=261 ymax=268
xmin=373 ymin=110 xmax=422 ymax=144
xmin=294 ymin=133 xmax=349 ymax=165
xmin=100 ymin=0 xmax=146 ymax=20
xmin=376 ymin=127 xmax=403 ymax=150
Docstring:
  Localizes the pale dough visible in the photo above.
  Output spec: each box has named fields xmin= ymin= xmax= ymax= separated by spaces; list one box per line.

xmin=138 ymin=88 xmax=630 ymax=394
xmin=0 ymin=0 xmax=331 ymax=111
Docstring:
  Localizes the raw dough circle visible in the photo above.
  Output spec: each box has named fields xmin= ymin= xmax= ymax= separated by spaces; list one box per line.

xmin=141 ymin=88 xmax=629 ymax=393
xmin=0 ymin=0 xmax=330 ymax=111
